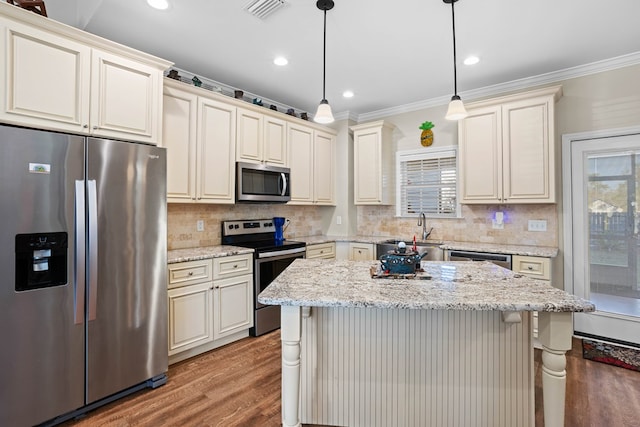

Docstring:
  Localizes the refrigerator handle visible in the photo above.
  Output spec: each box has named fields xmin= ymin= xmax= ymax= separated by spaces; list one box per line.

xmin=74 ymin=181 xmax=86 ymax=324
xmin=87 ymin=180 xmax=98 ymax=321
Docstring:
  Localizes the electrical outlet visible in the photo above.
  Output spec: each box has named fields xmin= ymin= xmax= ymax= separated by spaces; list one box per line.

xmin=336 ymin=215 xmax=342 ymax=225
xmin=196 ymin=220 xmax=204 ymax=232
xmin=492 ymin=219 xmax=504 ymax=230
xmin=528 ymin=220 xmax=547 ymax=232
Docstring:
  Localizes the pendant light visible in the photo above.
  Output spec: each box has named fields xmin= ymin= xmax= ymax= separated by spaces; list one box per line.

xmin=444 ymin=0 xmax=468 ymax=121
xmin=314 ymin=0 xmax=335 ymax=124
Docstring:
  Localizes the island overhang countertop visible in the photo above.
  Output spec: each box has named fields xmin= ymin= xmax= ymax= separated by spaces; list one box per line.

xmin=258 ymin=259 xmax=595 ymax=313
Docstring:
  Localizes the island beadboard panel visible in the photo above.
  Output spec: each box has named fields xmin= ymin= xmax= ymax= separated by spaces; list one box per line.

xmin=300 ymin=307 xmax=534 ymax=427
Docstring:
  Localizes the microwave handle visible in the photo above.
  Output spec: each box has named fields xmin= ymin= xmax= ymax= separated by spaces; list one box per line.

xmin=279 ymin=172 xmax=288 ymax=196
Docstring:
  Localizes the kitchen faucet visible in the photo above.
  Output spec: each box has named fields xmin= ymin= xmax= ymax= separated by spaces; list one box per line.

xmin=417 ymin=212 xmax=433 ymax=240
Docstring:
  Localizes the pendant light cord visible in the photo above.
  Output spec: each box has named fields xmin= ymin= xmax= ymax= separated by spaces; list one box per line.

xmin=322 ymin=8 xmax=327 ymax=101
xmin=451 ymin=1 xmax=458 ymax=96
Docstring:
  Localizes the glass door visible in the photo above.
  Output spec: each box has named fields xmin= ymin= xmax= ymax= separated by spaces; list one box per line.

xmin=570 ymin=134 xmax=640 ymax=345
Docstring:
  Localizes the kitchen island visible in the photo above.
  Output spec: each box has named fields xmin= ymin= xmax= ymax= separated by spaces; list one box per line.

xmin=258 ymin=259 xmax=595 ymax=427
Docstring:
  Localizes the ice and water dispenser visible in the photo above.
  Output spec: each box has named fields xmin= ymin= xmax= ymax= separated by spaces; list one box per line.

xmin=15 ymin=232 xmax=68 ymax=291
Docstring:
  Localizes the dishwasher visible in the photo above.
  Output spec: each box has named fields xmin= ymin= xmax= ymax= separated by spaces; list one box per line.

xmin=446 ymin=249 xmax=512 ymax=269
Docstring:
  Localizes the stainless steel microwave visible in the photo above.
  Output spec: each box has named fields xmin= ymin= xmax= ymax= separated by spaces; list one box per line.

xmin=236 ymin=162 xmax=291 ymax=203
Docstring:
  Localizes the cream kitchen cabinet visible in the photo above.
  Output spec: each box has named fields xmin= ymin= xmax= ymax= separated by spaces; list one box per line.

xmin=306 ymin=242 xmax=336 ymax=259
xmin=351 ymin=121 xmax=396 ymax=205
xmin=349 ymin=242 xmax=375 ymax=261
xmin=168 ymin=253 xmax=253 ymax=364
xmin=0 ymin=4 xmax=170 ymax=144
xmin=163 ymin=80 xmax=236 ymax=204
xmin=458 ymin=86 xmax=562 ymax=204
xmin=167 ymin=259 xmax=214 ymax=357
xmin=288 ymin=122 xmax=336 ymax=205
xmin=236 ymin=107 xmax=287 ymax=166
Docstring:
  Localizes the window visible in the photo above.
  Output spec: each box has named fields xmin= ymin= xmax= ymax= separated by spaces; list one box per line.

xmin=396 ymin=147 xmax=459 ymax=218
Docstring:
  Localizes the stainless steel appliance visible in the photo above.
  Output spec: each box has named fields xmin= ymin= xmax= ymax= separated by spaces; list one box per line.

xmin=221 ymin=219 xmax=305 ymax=336
xmin=0 ymin=125 xmax=167 ymax=426
xmin=446 ymin=249 xmax=512 ymax=269
xmin=236 ymin=162 xmax=291 ymax=203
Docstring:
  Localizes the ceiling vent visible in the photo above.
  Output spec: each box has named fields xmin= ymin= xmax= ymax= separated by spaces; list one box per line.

xmin=244 ymin=0 xmax=286 ymax=20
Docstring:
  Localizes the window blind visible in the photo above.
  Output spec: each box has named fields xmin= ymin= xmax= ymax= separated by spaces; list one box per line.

xmin=397 ymin=149 xmax=458 ymax=218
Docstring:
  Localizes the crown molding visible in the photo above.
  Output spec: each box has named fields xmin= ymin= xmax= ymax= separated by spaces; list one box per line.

xmin=356 ymin=51 xmax=640 ymax=123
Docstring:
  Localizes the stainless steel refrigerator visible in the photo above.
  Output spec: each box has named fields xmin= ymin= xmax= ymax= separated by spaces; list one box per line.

xmin=0 ymin=125 xmax=168 ymax=426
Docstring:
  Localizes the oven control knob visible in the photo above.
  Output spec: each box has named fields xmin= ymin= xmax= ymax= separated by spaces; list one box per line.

xmin=234 ymin=224 xmax=239 ymax=229
xmin=263 ymin=222 xmax=269 ymax=227
xmin=228 ymin=225 xmax=233 ymax=229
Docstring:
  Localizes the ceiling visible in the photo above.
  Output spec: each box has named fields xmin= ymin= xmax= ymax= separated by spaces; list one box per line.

xmin=43 ymin=0 xmax=640 ymax=121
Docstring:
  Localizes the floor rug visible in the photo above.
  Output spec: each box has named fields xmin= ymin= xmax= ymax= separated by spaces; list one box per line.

xmin=582 ymin=339 xmax=640 ymax=372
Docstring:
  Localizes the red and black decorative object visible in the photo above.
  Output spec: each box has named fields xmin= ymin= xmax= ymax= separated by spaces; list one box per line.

xmin=6 ymin=0 xmax=47 ymax=17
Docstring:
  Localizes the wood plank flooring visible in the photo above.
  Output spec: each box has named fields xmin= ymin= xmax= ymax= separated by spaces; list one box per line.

xmin=63 ymin=333 xmax=640 ymax=427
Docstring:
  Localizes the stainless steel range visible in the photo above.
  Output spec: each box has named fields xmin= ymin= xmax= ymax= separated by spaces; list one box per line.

xmin=221 ymin=219 xmax=306 ymax=336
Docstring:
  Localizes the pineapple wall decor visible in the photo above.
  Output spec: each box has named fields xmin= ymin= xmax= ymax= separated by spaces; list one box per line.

xmin=419 ymin=121 xmax=435 ymax=147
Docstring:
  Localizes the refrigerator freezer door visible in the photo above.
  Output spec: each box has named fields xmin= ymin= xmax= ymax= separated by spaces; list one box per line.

xmin=86 ymin=138 xmax=167 ymax=403
xmin=0 ymin=126 xmax=85 ymax=426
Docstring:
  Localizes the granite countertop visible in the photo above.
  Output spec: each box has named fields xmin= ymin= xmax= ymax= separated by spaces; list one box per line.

xmin=298 ymin=235 xmax=558 ymax=258
xmin=258 ymin=259 xmax=595 ymax=313
xmin=167 ymin=246 xmax=254 ymax=264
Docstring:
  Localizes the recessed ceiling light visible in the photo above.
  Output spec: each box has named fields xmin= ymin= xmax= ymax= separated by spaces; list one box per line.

xmin=147 ymin=0 xmax=169 ymax=10
xmin=343 ymin=90 xmax=354 ymax=98
xmin=464 ymin=56 xmax=480 ymax=66
xmin=273 ymin=56 xmax=288 ymax=66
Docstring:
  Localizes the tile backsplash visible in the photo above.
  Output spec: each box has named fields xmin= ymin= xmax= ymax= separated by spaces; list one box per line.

xmin=169 ymin=203 xmax=558 ymax=250
xmin=167 ymin=203 xmax=325 ymax=250
xmin=357 ymin=204 xmax=558 ymax=247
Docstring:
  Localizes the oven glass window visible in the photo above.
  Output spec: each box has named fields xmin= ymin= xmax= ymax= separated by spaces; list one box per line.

xmin=242 ymin=169 xmax=284 ymax=196
xmin=257 ymin=254 xmax=303 ymax=304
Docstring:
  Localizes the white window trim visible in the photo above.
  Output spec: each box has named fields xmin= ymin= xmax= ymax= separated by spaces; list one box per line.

xmin=395 ymin=146 xmax=461 ymax=218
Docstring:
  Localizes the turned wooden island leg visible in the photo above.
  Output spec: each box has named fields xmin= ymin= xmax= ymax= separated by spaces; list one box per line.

xmin=538 ymin=312 xmax=573 ymax=427
xmin=281 ymin=306 xmax=302 ymax=427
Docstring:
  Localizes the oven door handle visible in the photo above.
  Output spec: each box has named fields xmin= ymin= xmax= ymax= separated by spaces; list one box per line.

xmin=259 ymin=247 xmax=306 ymax=258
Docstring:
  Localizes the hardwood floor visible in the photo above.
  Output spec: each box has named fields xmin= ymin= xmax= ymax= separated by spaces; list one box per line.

xmin=63 ymin=333 xmax=640 ymax=427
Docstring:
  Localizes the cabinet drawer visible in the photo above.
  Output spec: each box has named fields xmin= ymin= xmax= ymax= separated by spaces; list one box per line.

xmin=213 ymin=253 xmax=253 ymax=279
xmin=512 ymin=255 xmax=551 ymax=281
xmin=168 ymin=259 xmax=213 ymax=288
xmin=306 ymin=242 xmax=336 ymax=259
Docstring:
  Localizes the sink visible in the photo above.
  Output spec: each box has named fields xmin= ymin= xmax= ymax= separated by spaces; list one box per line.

xmin=376 ymin=239 xmax=444 ymax=261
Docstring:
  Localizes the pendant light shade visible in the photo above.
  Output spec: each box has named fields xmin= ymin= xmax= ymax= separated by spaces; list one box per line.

xmin=314 ymin=0 xmax=335 ymax=124
xmin=314 ymin=99 xmax=334 ymax=124
xmin=445 ymin=95 xmax=468 ymax=121
xmin=444 ymin=0 xmax=468 ymax=121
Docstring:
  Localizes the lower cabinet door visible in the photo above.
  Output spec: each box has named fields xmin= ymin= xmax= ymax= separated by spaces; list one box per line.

xmin=168 ymin=282 xmax=214 ymax=356
xmin=213 ymin=274 xmax=254 ymax=340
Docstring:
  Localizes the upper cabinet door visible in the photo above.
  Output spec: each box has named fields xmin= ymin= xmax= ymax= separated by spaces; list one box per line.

xmin=314 ymin=130 xmax=335 ymax=205
xmin=197 ymin=97 xmax=236 ymax=203
xmin=502 ymin=96 xmax=554 ymax=202
xmin=263 ymin=115 xmax=287 ymax=166
xmin=351 ymin=120 xmax=395 ymax=205
xmin=163 ymin=86 xmax=198 ymax=202
xmin=288 ymin=123 xmax=314 ymax=204
xmin=236 ymin=107 xmax=263 ymax=163
xmin=90 ymin=49 xmax=161 ymax=144
xmin=458 ymin=105 xmax=503 ymax=203
xmin=0 ymin=17 xmax=91 ymax=133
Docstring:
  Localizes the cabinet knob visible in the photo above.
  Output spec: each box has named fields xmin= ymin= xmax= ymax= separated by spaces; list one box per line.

xmin=92 ymin=126 xmax=98 ymax=130
xmin=527 ymin=266 xmax=533 ymax=270
xmin=83 ymin=124 xmax=89 ymax=129
xmin=358 ymin=250 xmax=362 ymax=254
xmin=214 ymin=285 xmax=220 ymax=289
xmin=188 ymin=271 xmax=193 ymax=276
xmin=233 ymin=264 xmax=238 ymax=268
xmin=320 ymin=250 xmax=324 ymax=253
